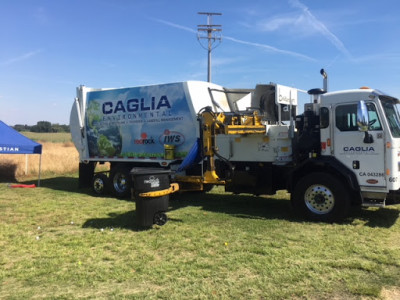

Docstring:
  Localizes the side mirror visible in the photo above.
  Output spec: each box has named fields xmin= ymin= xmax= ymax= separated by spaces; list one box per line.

xmin=357 ymin=100 xmax=369 ymax=132
xmin=357 ymin=100 xmax=374 ymax=143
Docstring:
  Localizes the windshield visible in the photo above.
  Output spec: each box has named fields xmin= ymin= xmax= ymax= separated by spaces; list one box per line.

xmin=380 ymin=96 xmax=400 ymax=138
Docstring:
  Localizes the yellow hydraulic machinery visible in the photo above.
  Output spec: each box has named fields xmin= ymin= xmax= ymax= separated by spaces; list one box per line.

xmin=175 ymin=107 xmax=266 ymax=191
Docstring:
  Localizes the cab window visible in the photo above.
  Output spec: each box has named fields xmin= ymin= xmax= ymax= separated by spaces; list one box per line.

xmin=335 ymin=103 xmax=382 ymax=131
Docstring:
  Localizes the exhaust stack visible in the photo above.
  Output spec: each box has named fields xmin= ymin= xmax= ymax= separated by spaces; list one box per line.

xmin=320 ymin=69 xmax=328 ymax=92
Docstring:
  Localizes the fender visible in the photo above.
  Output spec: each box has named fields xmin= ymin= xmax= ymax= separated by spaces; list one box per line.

xmin=288 ymin=156 xmax=360 ymax=193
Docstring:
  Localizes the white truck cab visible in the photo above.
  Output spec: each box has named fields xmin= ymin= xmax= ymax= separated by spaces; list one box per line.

xmin=289 ymin=74 xmax=400 ymax=221
xmin=318 ymin=89 xmax=400 ymax=202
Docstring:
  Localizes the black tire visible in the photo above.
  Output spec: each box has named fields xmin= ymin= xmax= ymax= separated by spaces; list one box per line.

xmin=110 ymin=166 xmax=132 ymax=198
xmin=153 ymin=212 xmax=167 ymax=226
xmin=291 ymin=172 xmax=350 ymax=222
xmin=203 ymin=184 xmax=214 ymax=192
xmin=92 ymin=173 xmax=109 ymax=195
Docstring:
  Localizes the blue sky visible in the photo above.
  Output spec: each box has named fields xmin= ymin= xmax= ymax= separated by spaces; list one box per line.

xmin=1 ymin=0 xmax=400 ymax=125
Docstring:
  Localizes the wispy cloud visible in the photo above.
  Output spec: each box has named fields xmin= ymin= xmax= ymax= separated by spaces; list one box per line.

xmin=151 ymin=18 xmax=196 ymax=34
xmin=150 ymin=17 xmax=314 ymax=61
xmin=288 ymin=0 xmax=352 ymax=59
xmin=350 ymin=52 xmax=400 ymax=64
xmin=257 ymin=15 xmax=303 ymax=32
xmin=253 ymin=0 xmax=352 ymax=59
xmin=1 ymin=50 xmax=42 ymax=66
xmin=224 ymin=36 xmax=315 ymax=61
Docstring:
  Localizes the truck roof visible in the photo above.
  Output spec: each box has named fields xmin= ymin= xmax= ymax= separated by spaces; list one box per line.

xmin=320 ymin=88 xmax=400 ymax=105
xmin=77 ymin=80 xmax=212 ymax=92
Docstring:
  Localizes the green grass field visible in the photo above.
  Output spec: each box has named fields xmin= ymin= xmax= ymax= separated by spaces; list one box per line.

xmin=20 ymin=131 xmax=72 ymax=143
xmin=1 ymin=175 xmax=399 ymax=299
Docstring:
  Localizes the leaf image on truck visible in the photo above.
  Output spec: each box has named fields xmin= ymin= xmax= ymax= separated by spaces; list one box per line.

xmin=86 ymin=99 xmax=122 ymax=157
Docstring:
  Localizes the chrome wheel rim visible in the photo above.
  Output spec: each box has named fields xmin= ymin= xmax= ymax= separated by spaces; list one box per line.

xmin=304 ymin=184 xmax=335 ymax=214
xmin=93 ymin=177 xmax=104 ymax=193
xmin=113 ymin=173 xmax=127 ymax=194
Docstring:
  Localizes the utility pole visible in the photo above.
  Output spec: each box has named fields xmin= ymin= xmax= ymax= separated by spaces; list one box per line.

xmin=197 ymin=12 xmax=222 ymax=83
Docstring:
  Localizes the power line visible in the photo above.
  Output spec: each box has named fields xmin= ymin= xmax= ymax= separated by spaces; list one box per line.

xmin=197 ymin=12 xmax=222 ymax=83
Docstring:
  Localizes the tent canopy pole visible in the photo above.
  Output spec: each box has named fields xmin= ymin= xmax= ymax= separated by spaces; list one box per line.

xmin=38 ymin=154 xmax=42 ymax=187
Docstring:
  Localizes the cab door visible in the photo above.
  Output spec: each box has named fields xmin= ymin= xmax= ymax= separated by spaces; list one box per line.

xmin=333 ymin=101 xmax=386 ymax=187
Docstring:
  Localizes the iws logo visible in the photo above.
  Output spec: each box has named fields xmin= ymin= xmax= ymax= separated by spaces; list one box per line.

xmin=159 ymin=129 xmax=185 ymax=146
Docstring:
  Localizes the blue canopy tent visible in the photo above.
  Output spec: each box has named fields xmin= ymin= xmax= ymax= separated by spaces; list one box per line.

xmin=0 ymin=121 xmax=42 ymax=186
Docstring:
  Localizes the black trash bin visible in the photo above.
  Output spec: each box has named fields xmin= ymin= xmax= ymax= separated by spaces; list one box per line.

xmin=130 ymin=168 xmax=171 ymax=227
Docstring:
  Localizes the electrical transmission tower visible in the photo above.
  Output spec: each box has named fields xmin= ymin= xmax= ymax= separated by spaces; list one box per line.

xmin=197 ymin=12 xmax=222 ymax=83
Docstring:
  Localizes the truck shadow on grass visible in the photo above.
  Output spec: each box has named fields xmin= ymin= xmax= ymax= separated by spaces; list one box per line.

xmin=172 ymin=192 xmax=296 ymax=221
xmin=16 ymin=176 xmax=82 ymax=192
xmin=81 ymin=193 xmax=295 ymax=232
xmin=22 ymin=176 xmax=116 ymax=198
xmin=82 ymin=211 xmax=148 ymax=232
xmin=171 ymin=192 xmax=400 ymax=228
xmin=24 ymin=176 xmax=399 ymax=230
xmin=82 ymin=190 xmax=400 ymax=231
xmin=349 ymin=206 xmax=400 ymax=228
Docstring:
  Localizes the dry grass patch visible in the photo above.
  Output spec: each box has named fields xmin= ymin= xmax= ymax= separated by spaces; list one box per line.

xmin=0 ymin=142 xmax=79 ymax=180
xmin=381 ymin=287 xmax=400 ymax=300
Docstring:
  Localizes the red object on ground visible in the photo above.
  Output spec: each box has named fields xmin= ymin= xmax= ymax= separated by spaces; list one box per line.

xmin=9 ymin=184 xmax=36 ymax=188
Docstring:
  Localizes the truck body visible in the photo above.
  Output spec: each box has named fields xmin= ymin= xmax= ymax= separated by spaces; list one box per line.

xmin=71 ymin=81 xmax=228 ymax=165
xmin=70 ymin=71 xmax=400 ymax=222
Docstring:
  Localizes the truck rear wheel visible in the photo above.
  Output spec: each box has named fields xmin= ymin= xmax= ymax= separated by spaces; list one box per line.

xmin=291 ymin=172 xmax=350 ymax=222
xmin=110 ymin=166 xmax=132 ymax=198
xmin=92 ymin=173 xmax=109 ymax=195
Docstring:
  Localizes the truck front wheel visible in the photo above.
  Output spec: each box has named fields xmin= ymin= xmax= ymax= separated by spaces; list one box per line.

xmin=291 ymin=172 xmax=350 ymax=222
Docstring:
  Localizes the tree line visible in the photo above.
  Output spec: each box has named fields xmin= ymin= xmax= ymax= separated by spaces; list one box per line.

xmin=13 ymin=121 xmax=70 ymax=133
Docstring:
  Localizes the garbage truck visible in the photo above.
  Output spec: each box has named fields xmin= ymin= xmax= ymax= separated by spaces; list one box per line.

xmin=70 ymin=69 xmax=400 ymax=222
